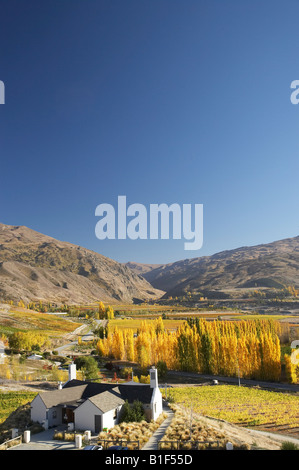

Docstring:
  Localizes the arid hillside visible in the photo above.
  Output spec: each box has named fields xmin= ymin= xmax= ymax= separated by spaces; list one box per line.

xmin=128 ymin=236 xmax=299 ymax=297
xmin=125 ymin=261 xmax=163 ymax=275
xmin=0 ymin=223 xmax=163 ymax=304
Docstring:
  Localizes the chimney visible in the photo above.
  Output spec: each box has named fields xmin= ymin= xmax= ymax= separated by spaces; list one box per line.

xmin=150 ymin=366 xmax=158 ymax=389
xmin=68 ymin=362 xmax=76 ymax=382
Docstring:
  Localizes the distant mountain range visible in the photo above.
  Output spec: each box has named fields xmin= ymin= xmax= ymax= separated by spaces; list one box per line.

xmin=1 ymin=222 xmax=298 ymax=305
xmin=0 ymin=223 xmax=163 ymax=304
xmin=125 ymin=262 xmax=163 ymax=276
xmin=125 ymin=236 xmax=299 ymax=298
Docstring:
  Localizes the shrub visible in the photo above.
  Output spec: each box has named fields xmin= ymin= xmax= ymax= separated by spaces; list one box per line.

xmin=74 ymin=356 xmax=99 ymax=379
xmin=281 ymin=441 xmax=299 ymax=450
xmin=156 ymin=360 xmax=168 ymax=379
xmin=120 ymin=367 xmax=132 ymax=379
xmin=140 ymin=375 xmax=150 ymax=384
xmin=53 ymin=431 xmax=76 ymax=441
xmin=119 ymin=400 xmax=145 ymax=423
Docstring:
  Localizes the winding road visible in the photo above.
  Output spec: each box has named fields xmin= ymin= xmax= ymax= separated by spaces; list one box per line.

xmin=55 ymin=320 xmax=106 ymax=356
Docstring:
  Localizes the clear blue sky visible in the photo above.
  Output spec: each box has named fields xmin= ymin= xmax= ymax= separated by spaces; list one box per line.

xmin=1 ymin=0 xmax=299 ymax=264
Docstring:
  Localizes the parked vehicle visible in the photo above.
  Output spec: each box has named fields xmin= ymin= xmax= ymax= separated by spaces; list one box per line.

xmin=83 ymin=445 xmax=103 ymax=450
xmin=107 ymin=445 xmax=128 ymax=450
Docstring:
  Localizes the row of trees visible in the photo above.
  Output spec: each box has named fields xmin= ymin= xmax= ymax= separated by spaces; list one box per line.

xmin=8 ymin=299 xmax=116 ymax=319
xmin=96 ymin=317 xmax=177 ymax=370
xmin=248 ymin=285 xmax=299 ymax=299
xmin=179 ymin=318 xmax=281 ymax=381
xmin=96 ymin=318 xmax=284 ymax=382
xmin=97 ymin=302 xmax=114 ymax=320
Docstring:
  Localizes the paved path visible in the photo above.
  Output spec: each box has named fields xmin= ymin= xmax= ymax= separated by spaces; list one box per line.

xmin=246 ymin=428 xmax=299 ymax=447
xmin=142 ymin=405 xmax=175 ymax=450
xmin=56 ymin=320 xmax=106 ymax=356
xmin=8 ymin=427 xmax=79 ymax=450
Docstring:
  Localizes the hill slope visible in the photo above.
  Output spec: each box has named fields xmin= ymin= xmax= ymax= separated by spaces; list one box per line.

xmin=133 ymin=236 xmax=299 ymax=297
xmin=0 ymin=223 xmax=163 ymax=304
xmin=125 ymin=261 xmax=163 ymax=275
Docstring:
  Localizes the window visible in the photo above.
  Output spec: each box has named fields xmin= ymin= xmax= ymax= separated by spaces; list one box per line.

xmin=52 ymin=410 xmax=57 ymax=419
xmin=113 ymin=408 xmax=118 ymax=420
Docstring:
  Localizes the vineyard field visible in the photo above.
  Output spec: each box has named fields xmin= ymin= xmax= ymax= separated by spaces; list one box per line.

xmin=0 ymin=391 xmax=37 ymax=425
xmin=166 ymin=385 xmax=299 ymax=437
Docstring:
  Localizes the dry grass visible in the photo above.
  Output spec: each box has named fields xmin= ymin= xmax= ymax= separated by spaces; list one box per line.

xmin=97 ymin=412 xmax=168 ymax=449
xmin=160 ymin=404 xmax=227 ymax=450
xmin=53 ymin=431 xmax=76 ymax=441
xmin=160 ymin=403 xmax=296 ymax=450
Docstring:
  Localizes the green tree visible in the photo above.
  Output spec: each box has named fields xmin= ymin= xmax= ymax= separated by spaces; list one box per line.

xmin=119 ymin=400 xmax=145 ymax=423
xmin=74 ymin=356 xmax=99 ymax=380
xmin=156 ymin=360 xmax=168 ymax=379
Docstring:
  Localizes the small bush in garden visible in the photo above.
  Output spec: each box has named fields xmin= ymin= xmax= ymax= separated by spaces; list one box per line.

xmin=53 ymin=431 xmax=75 ymax=441
xmin=281 ymin=441 xmax=299 ymax=450
xmin=119 ymin=400 xmax=146 ymax=423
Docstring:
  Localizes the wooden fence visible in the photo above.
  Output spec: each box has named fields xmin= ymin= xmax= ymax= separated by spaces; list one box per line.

xmin=97 ymin=439 xmax=140 ymax=450
xmin=158 ymin=440 xmax=221 ymax=450
xmin=0 ymin=435 xmax=22 ymax=450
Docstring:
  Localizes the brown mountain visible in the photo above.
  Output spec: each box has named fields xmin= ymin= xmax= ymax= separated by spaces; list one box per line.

xmin=129 ymin=236 xmax=299 ymax=297
xmin=0 ymin=223 xmax=163 ymax=304
xmin=125 ymin=262 xmax=163 ymax=276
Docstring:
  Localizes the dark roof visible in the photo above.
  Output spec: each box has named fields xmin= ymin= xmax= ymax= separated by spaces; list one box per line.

xmin=63 ymin=380 xmax=117 ymax=399
xmin=36 ymin=380 xmax=154 ymax=412
xmin=37 ymin=384 xmax=87 ymax=408
xmin=63 ymin=380 xmax=153 ymax=403
xmin=112 ymin=385 xmax=153 ymax=404
xmin=63 ymin=379 xmax=86 ymax=388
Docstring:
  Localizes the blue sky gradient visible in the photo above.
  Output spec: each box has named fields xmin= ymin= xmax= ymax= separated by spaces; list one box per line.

xmin=0 ymin=0 xmax=299 ymax=263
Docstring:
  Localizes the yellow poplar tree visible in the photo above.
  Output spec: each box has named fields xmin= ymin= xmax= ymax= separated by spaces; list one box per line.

xmin=284 ymin=354 xmax=297 ymax=384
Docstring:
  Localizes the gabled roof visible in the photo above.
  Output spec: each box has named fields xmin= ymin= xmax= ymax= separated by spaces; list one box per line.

xmin=88 ymin=390 xmax=125 ymax=413
xmin=63 ymin=379 xmax=117 ymax=398
xmin=35 ymin=380 xmax=154 ymax=413
xmin=111 ymin=385 xmax=153 ymax=404
xmin=37 ymin=384 xmax=87 ymax=408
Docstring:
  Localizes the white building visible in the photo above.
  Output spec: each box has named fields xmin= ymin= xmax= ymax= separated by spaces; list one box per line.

xmin=27 ymin=354 xmax=43 ymax=360
xmin=30 ymin=364 xmax=163 ymax=433
xmin=0 ymin=340 xmax=6 ymax=364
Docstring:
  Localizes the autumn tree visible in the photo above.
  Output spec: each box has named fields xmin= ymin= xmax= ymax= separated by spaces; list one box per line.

xmin=106 ymin=306 xmax=114 ymax=319
xmin=98 ymin=301 xmax=106 ymax=319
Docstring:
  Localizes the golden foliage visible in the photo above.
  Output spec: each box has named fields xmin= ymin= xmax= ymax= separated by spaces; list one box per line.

xmin=97 ymin=317 xmax=283 ymax=382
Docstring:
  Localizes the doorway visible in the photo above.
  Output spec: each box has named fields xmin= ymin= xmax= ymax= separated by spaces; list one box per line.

xmin=94 ymin=415 xmax=102 ymax=433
